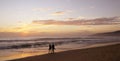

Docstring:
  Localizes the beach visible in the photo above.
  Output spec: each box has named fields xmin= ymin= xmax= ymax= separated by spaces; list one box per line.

xmin=0 ymin=0 xmax=120 ymax=61
xmin=9 ymin=43 xmax=120 ymax=61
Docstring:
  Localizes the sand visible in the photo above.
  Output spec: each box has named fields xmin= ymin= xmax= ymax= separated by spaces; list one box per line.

xmin=9 ymin=43 xmax=120 ymax=61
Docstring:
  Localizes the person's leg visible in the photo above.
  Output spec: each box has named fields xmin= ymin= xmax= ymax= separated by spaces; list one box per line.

xmin=48 ymin=49 xmax=50 ymax=53
xmin=53 ymin=49 xmax=54 ymax=53
xmin=50 ymin=49 xmax=52 ymax=53
xmin=51 ymin=49 xmax=53 ymax=53
xmin=52 ymin=49 xmax=54 ymax=53
xmin=48 ymin=49 xmax=51 ymax=53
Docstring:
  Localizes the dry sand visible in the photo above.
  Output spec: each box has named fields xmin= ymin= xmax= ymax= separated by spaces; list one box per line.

xmin=9 ymin=43 xmax=120 ymax=61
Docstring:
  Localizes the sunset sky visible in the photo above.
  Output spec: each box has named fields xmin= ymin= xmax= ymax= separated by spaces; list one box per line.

xmin=0 ymin=0 xmax=120 ymax=38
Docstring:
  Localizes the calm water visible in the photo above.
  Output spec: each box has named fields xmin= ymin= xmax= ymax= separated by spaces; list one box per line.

xmin=0 ymin=36 xmax=120 ymax=61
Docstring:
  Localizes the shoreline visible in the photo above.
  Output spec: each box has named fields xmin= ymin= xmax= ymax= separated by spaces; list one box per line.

xmin=9 ymin=42 xmax=120 ymax=61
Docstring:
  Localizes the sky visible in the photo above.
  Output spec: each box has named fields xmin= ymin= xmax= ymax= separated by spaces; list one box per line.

xmin=0 ymin=0 xmax=120 ymax=38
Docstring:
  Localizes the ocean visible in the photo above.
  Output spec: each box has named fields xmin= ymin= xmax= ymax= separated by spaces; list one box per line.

xmin=0 ymin=36 xmax=120 ymax=61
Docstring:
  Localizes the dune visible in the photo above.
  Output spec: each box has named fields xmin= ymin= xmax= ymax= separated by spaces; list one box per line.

xmin=9 ymin=43 xmax=120 ymax=61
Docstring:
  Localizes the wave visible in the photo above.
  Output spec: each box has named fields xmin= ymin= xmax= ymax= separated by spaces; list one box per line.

xmin=0 ymin=37 xmax=120 ymax=50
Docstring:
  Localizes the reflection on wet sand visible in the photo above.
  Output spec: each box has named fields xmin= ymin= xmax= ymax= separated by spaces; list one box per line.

xmin=0 ymin=49 xmax=47 ymax=61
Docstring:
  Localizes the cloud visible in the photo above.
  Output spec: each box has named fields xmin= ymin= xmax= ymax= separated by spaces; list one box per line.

xmin=51 ymin=11 xmax=66 ymax=16
xmin=66 ymin=16 xmax=86 ymax=20
xmin=51 ymin=10 xmax=72 ymax=16
xmin=32 ymin=17 xmax=120 ymax=25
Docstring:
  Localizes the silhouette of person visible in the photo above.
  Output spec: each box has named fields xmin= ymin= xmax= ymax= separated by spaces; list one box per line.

xmin=51 ymin=43 xmax=55 ymax=53
xmin=48 ymin=43 xmax=55 ymax=54
xmin=48 ymin=43 xmax=52 ymax=53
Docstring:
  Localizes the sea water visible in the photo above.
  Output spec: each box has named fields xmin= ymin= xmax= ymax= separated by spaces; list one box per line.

xmin=0 ymin=36 xmax=120 ymax=61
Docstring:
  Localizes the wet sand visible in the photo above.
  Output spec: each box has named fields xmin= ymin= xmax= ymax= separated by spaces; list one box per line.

xmin=9 ymin=43 xmax=120 ymax=61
